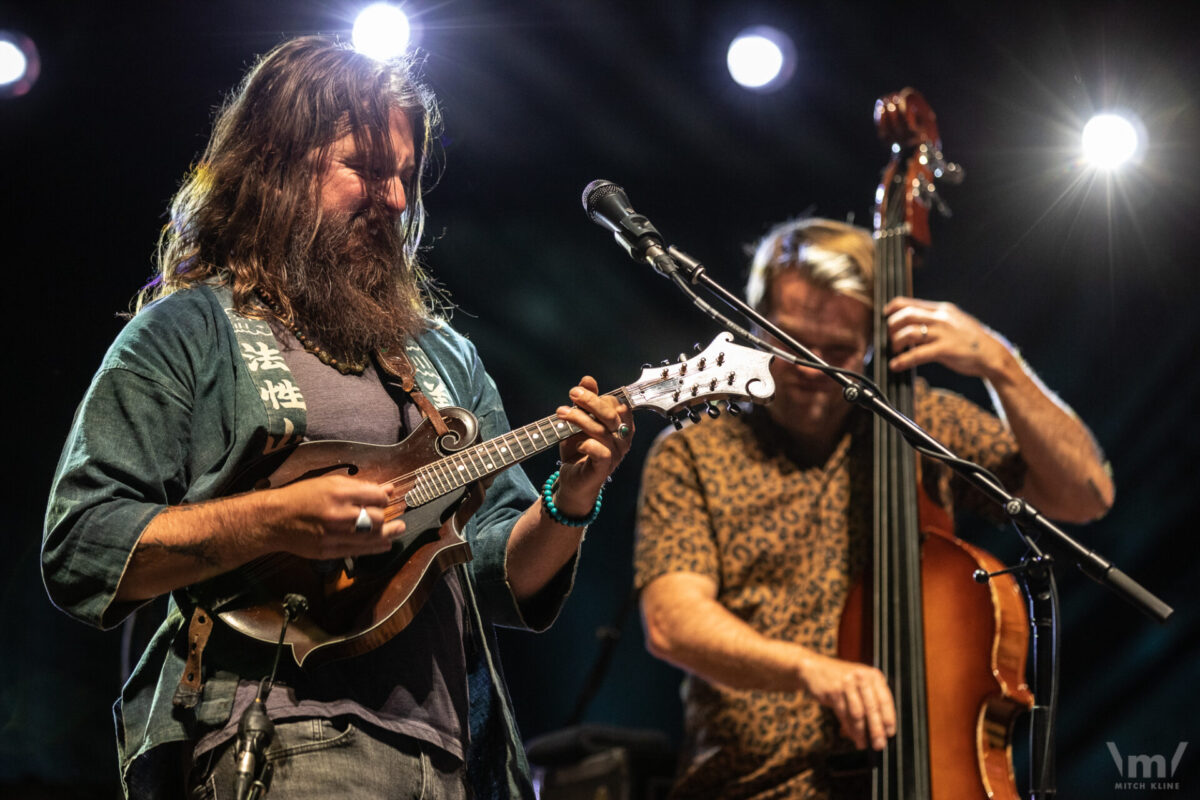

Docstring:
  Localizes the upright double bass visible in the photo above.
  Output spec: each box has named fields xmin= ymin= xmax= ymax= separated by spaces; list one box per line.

xmin=838 ymin=89 xmax=1034 ymax=800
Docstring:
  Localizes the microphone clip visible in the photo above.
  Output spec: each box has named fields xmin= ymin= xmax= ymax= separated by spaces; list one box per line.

xmin=233 ymin=699 xmax=274 ymax=800
xmin=232 ymin=592 xmax=308 ymax=800
xmin=582 ymin=179 xmax=672 ymax=268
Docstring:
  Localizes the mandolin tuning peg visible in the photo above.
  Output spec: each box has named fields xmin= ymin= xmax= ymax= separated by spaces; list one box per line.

xmin=693 ymin=342 xmax=702 ymax=352
xmin=672 ymin=416 xmax=684 ymax=431
xmin=687 ymin=407 xmax=701 ymax=423
xmin=705 ymin=402 xmax=720 ymax=418
xmin=725 ymin=399 xmax=742 ymax=416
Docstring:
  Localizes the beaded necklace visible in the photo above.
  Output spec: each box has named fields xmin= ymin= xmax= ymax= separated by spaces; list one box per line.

xmin=255 ymin=287 xmax=369 ymax=375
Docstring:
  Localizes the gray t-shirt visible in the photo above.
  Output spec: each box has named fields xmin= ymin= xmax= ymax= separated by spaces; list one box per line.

xmin=197 ymin=326 xmax=470 ymax=761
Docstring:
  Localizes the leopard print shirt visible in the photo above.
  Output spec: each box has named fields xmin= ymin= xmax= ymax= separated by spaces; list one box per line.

xmin=634 ymin=381 xmax=1026 ymax=800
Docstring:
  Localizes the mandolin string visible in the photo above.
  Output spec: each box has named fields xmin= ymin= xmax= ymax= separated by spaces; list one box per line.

xmin=372 ymin=387 xmax=647 ymax=523
xmin=235 ymin=552 xmax=291 ymax=583
xmin=223 ymin=393 xmax=631 ymax=587
xmin=374 ymin=390 xmax=628 ymax=505
xmin=225 ymin=379 xmax=701 ymax=581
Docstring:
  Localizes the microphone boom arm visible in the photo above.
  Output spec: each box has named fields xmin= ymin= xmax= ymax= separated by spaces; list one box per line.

xmin=581 ymin=180 xmax=1172 ymax=624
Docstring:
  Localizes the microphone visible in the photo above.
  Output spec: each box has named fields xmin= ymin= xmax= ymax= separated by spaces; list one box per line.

xmin=232 ymin=593 xmax=306 ymax=800
xmin=233 ymin=698 xmax=273 ymax=800
xmin=581 ymin=180 xmax=676 ymax=274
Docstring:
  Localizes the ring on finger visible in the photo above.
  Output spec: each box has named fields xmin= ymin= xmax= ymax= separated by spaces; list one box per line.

xmin=354 ymin=506 xmax=372 ymax=533
xmin=614 ymin=422 xmax=631 ymax=440
xmin=919 ymin=323 xmax=929 ymax=339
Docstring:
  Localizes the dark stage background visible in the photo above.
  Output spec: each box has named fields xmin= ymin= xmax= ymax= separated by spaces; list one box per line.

xmin=3 ymin=1 xmax=1197 ymax=797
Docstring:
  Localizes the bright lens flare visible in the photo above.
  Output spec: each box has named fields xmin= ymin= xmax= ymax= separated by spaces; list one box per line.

xmin=1082 ymin=113 xmax=1141 ymax=170
xmin=0 ymin=30 xmax=39 ymax=98
xmin=0 ymin=40 xmax=26 ymax=85
xmin=728 ymin=36 xmax=782 ymax=88
xmin=352 ymin=3 xmax=411 ymax=60
xmin=727 ymin=27 xmax=795 ymax=92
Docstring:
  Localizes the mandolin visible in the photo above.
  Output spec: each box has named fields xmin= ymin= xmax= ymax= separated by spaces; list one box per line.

xmin=198 ymin=332 xmax=775 ymax=667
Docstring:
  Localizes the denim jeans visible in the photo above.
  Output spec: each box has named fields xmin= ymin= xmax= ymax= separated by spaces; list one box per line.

xmin=188 ymin=718 xmax=470 ymax=799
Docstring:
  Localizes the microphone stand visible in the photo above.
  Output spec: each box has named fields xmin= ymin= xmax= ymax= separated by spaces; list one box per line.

xmin=971 ymin=535 xmax=1061 ymax=798
xmin=233 ymin=593 xmax=308 ymax=800
xmin=564 ymin=586 xmax=640 ymax=727
xmin=630 ymin=239 xmax=1172 ymax=799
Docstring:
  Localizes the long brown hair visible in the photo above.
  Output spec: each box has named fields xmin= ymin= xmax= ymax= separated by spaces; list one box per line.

xmin=138 ymin=35 xmax=441 ymax=321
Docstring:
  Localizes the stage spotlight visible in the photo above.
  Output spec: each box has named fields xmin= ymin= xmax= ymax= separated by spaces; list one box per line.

xmin=352 ymin=3 xmax=412 ymax=60
xmin=0 ymin=30 xmax=40 ymax=99
xmin=1081 ymin=112 xmax=1145 ymax=170
xmin=726 ymin=26 xmax=795 ymax=93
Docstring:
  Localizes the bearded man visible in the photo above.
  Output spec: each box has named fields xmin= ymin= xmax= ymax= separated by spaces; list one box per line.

xmin=42 ymin=36 xmax=633 ymax=800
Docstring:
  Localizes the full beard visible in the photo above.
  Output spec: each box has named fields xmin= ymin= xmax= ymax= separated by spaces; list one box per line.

xmin=282 ymin=204 xmax=426 ymax=362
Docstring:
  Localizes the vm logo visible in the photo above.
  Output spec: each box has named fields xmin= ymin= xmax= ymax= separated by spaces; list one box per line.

xmin=1107 ymin=741 xmax=1188 ymax=779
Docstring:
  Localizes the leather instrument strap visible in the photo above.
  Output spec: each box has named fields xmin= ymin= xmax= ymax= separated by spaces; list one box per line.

xmin=173 ymin=343 xmax=450 ymax=705
xmin=172 ymin=605 xmax=214 ymax=709
xmin=375 ymin=346 xmax=451 ymax=436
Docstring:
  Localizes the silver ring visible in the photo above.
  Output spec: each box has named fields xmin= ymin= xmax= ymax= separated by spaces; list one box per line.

xmin=614 ymin=423 xmax=631 ymax=440
xmin=354 ymin=506 xmax=372 ymax=533
xmin=919 ymin=323 xmax=929 ymax=339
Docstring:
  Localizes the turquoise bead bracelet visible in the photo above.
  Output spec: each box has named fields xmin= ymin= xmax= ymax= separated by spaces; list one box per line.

xmin=541 ymin=469 xmax=603 ymax=527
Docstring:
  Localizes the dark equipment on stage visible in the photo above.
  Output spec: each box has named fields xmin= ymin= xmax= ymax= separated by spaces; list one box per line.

xmin=527 ymin=725 xmax=676 ymax=800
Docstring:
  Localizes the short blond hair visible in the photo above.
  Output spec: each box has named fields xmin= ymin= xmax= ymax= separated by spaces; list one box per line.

xmin=745 ymin=218 xmax=874 ymax=314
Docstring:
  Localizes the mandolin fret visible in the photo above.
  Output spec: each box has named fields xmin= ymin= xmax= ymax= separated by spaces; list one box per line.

xmin=213 ymin=337 xmax=777 ymax=668
xmin=404 ymin=353 xmax=770 ymax=509
xmin=405 ymin=414 xmax=582 ymax=507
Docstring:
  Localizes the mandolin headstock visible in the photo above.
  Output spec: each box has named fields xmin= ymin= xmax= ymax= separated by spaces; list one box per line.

xmin=623 ymin=332 xmax=775 ymax=425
